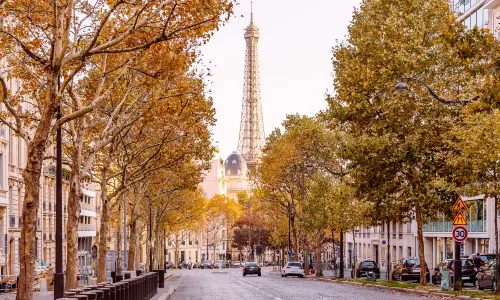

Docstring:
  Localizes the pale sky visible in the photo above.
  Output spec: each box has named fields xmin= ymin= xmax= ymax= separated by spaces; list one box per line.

xmin=201 ymin=0 xmax=362 ymax=159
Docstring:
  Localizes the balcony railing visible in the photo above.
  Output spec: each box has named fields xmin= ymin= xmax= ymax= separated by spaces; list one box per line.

xmin=423 ymin=220 xmax=486 ymax=232
xmin=78 ymin=224 xmax=96 ymax=231
xmin=80 ymin=201 xmax=96 ymax=212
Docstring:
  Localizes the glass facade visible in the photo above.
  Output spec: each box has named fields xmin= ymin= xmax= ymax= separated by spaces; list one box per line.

xmin=423 ymin=199 xmax=486 ymax=232
xmin=451 ymin=0 xmax=486 ymax=29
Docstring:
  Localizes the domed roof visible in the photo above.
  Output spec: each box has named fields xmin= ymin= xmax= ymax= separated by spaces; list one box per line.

xmin=225 ymin=151 xmax=247 ymax=176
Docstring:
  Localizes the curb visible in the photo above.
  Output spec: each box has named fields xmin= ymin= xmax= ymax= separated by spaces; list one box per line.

xmin=325 ymin=279 xmax=484 ymax=300
xmin=157 ymin=286 xmax=177 ymax=300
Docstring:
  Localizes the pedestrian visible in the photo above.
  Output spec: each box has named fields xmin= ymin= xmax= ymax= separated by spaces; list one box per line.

xmin=473 ymin=253 xmax=484 ymax=271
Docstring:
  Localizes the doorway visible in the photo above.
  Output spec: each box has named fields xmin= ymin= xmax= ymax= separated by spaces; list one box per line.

xmin=374 ymin=245 xmax=379 ymax=266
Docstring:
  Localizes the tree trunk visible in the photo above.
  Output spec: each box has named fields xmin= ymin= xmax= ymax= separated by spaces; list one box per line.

xmin=387 ymin=220 xmax=391 ymax=281
xmin=127 ymin=216 xmax=137 ymax=270
xmin=416 ymin=204 xmax=427 ymax=285
xmin=303 ymin=238 xmax=309 ymax=275
xmin=97 ymin=163 xmax=110 ymax=282
xmin=315 ymin=230 xmax=323 ymax=277
xmin=291 ymin=216 xmax=298 ymax=260
xmin=17 ymin=73 xmax=59 ymax=300
xmin=117 ymin=202 xmax=122 ymax=275
xmin=65 ymin=145 xmax=83 ymax=290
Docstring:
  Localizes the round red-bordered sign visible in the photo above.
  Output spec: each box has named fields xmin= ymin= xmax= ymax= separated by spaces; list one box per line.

xmin=452 ymin=226 xmax=468 ymax=242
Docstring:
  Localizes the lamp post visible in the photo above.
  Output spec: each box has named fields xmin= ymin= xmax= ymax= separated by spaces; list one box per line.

xmin=54 ymin=105 xmax=64 ymax=299
xmin=395 ymin=77 xmax=472 ymax=291
xmin=149 ymin=203 xmax=153 ymax=272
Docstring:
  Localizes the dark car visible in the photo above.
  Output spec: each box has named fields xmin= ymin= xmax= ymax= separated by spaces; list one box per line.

xmin=448 ymin=258 xmax=475 ymax=285
xmin=392 ymin=258 xmax=430 ymax=283
xmin=243 ymin=262 xmax=261 ymax=276
xmin=201 ymin=260 xmax=213 ymax=269
xmin=468 ymin=253 xmax=496 ymax=264
xmin=476 ymin=261 xmax=497 ymax=291
xmin=352 ymin=261 xmax=380 ymax=278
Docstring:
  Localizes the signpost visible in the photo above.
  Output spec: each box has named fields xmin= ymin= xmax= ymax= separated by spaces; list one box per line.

xmin=451 ymin=197 xmax=468 ymax=291
xmin=452 ymin=226 xmax=468 ymax=243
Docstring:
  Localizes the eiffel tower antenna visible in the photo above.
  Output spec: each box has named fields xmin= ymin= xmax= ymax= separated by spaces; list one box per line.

xmin=237 ymin=3 xmax=265 ymax=169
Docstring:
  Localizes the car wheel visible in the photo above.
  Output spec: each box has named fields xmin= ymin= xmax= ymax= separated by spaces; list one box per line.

xmin=299 ymin=275 xmax=303 ymax=278
xmin=281 ymin=274 xmax=284 ymax=277
xmin=285 ymin=274 xmax=288 ymax=277
xmin=258 ymin=273 xmax=261 ymax=277
xmin=243 ymin=273 xmax=246 ymax=276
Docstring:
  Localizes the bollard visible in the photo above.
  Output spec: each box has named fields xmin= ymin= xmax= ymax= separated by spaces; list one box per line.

xmin=124 ymin=272 xmax=131 ymax=280
xmin=104 ymin=285 xmax=116 ymax=300
xmin=69 ymin=295 xmax=88 ymax=300
xmin=115 ymin=274 xmax=123 ymax=283
xmin=158 ymin=269 xmax=165 ymax=288
xmin=93 ymin=289 xmax=104 ymax=300
xmin=70 ymin=289 xmax=85 ymax=295
xmin=136 ymin=269 xmax=142 ymax=276
xmin=114 ymin=282 xmax=124 ymax=300
xmin=121 ymin=280 xmax=129 ymax=300
xmin=139 ymin=275 xmax=145 ymax=300
xmin=96 ymin=287 xmax=110 ymax=300
xmin=81 ymin=292 xmax=97 ymax=300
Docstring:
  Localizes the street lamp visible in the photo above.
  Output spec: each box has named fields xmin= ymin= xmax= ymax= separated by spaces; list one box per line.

xmin=395 ymin=77 xmax=474 ymax=291
xmin=395 ymin=77 xmax=472 ymax=105
xmin=54 ymin=105 xmax=64 ymax=299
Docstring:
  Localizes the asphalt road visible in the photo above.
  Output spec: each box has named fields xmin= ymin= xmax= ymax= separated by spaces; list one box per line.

xmin=167 ymin=267 xmax=440 ymax=300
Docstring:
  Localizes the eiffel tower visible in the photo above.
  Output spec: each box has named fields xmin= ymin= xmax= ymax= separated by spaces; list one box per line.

xmin=237 ymin=4 xmax=265 ymax=170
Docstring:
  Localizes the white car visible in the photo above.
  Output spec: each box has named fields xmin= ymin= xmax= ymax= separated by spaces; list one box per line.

xmin=281 ymin=262 xmax=304 ymax=278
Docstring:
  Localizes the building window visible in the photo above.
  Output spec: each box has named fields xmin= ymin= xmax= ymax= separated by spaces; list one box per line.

xmin=406 ymin=247 xmax=411 ymax=258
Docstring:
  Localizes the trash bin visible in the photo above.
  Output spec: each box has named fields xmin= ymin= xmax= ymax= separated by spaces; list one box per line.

xmin=440 ymin=269 xmax=449 ymax=291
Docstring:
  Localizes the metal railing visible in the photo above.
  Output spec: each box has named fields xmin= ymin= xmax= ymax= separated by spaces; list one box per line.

xmin=423 ymin=220 xmax=485 ymax=232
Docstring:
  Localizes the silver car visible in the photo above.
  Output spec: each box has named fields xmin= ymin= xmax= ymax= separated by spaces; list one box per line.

xmin=281 ymin=262 xmax=304 ymax=278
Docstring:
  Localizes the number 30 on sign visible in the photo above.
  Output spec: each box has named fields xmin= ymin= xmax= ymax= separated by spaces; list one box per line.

xmin=452 ymin=226 xmax=468 ymax=242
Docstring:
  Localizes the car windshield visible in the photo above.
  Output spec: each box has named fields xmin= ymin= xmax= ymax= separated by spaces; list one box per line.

xmin=246 ymin=262 xmax=257 ymax=266
xmin=405 ymin=259 xmax=419 ymax=267
xmin=288 ymin=262 xmax=301 ymax=267
xmin=361 ymin=261 xmax=376 ymax=267
xmin=481 ymin=255 xmax=495 ymax=262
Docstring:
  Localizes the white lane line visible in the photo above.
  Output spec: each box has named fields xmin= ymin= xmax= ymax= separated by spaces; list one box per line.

xmin=228 ymin=274 xmax=283 ymax=300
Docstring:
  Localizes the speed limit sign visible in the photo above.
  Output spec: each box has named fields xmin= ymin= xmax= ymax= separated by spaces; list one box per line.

xmin=452 ymin=226 xmax=468 ymax=242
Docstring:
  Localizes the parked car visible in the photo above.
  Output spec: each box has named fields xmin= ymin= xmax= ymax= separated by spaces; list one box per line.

xmin=215 ymin=260 xmax=225 ymax=268
xmin=476 ymin=261 xmax=497 ymax=291
xmin=165 ymin=262 xmax=174 ymax=269
xmin=232 ymin=261 xmax=242 ymax=268
xmin=281 ymin=261 xmax=304 ymax=278
xmin=201 ymin=260 xmax=213 ymax=269
xmin=243 ymin=262 xmax=261 ymax=276
xmin=392 ymin=258 xmax=430 ymax=283
xmin=468 ymin=253 xmax=496 ymax=264
xmin=448 ymin=258 xmax=476 ymax=285
xmin=352 ymin=260 xmax=380 ymax=279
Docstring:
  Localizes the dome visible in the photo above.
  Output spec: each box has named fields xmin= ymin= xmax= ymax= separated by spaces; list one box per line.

xmin=225 ymin=151 xmax=247 ymax=176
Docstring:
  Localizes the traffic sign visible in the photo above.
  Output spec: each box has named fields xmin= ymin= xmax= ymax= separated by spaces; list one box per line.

xmin=381 ymin=240 xmax=387 ymax=246
xmin=334 ymin=247 xmax=338 ymax=253
xmin=287 ymin=249 xmax=292 ymax=255
xmin=452 ymin=197 xmax=468 ymax=212
xmin=452 ymin=226 xmax=468 ymax=242
xmin=452 ymin=211 xmax=468 ymax=226
xmin=275 ymin=249 xmax=280 ymax=255
xmin=248 ymin=249 xmax=252 ymax=255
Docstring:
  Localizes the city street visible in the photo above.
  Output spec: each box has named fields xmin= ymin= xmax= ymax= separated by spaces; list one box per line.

xmin=167 ymin=267 xmax=440 ymax=300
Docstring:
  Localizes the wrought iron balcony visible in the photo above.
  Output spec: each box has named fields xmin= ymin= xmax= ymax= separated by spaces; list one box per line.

xmin=423 ymin=220 xmax=486 ymax=233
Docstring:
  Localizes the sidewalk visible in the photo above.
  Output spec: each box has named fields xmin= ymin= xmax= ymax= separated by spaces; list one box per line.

xmin=0 ymin=273 xmax=176 ymax=300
